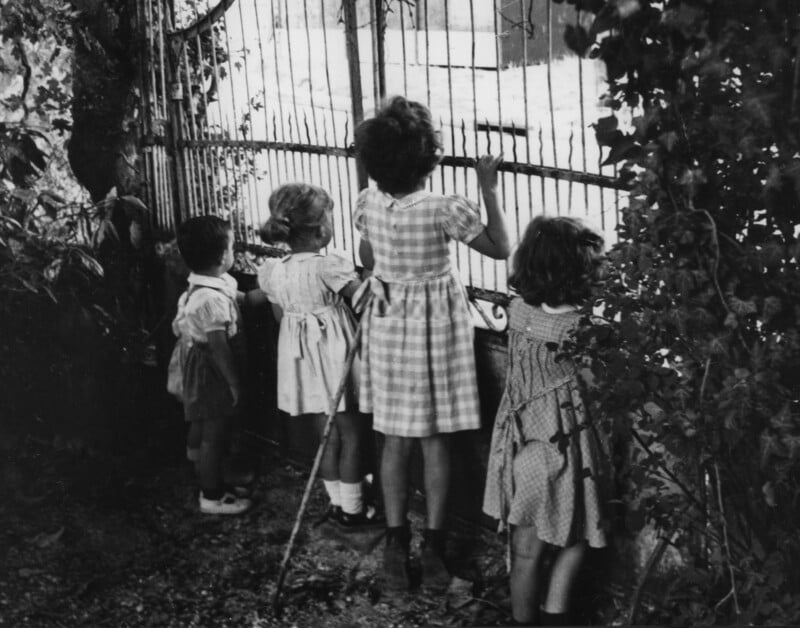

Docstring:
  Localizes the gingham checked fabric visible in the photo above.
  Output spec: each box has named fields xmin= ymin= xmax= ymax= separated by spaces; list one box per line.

xmin=354 ymin=188 xmax=485 ymax=436
xmin=482 ymin=299 xmax=610 ymax=549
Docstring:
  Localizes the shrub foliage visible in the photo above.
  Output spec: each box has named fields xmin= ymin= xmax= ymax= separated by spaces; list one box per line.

xmin=562 ymin=0 xmax=800 ymax=623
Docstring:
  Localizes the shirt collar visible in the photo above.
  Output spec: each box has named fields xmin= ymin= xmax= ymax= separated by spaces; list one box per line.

xmin=541 ymin=303 xmax=578 ymax=314
xmin=187 ymin=272 xmax=238 ymax=299
xmin=281 ymin=251 xmax=322 ymax=263
xmin=383 ymin=189 xmax=430 ymax=209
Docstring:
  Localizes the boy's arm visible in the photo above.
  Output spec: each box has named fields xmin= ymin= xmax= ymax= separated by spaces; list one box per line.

xmin=339 ymin=278 xmax=362 ymax=301
xmin=243 ymin=288 xmax=269 ymax=309
xmin=270 ymin=303 xmax=283 ymax=323
xmin=206 ymin=330 xmax=242 ymax=407
xmin=467 ymin=154 xmax=511 ymax=260
xmin=358 ymin=239 xmax=375 ymax=271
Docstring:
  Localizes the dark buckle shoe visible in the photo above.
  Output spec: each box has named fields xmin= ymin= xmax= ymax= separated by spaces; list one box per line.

xmin=420 ymin=529 xmax=450 ymax=591
xmin=337 ymin=505 xmax=385 ymax=529
xmin=381 ymin=527 xmax=410 ymax=591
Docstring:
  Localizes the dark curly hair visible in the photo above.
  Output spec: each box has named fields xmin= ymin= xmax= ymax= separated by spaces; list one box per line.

xmin=176 ymin=215 xmax=232 ymax=272
xmin=509 ymin=216 xmax=605 ymax=307
xmin=259 ymin=183 xmax=333 ymax=248
xmin=354 ymin=96 xmax=442 ymax=194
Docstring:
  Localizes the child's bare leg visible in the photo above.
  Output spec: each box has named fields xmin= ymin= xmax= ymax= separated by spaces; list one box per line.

xmin=312 ymin=412 xmax=341 ymax=482
xmin=542 ymin=540 xmax=587 ymax=614
xmin=186 ymin=422 xmax=202 ymax=463
xmin=381 ymin=435 xmax=414 ymax=526
xmin=197 ymin=417 xmax=228 ymax=494
xmin=510 ymin=525 xmax=547 ymax=624
xmin=334 ymin=411 xmax=362 ymax=483
xmin=419 ymin=434 xmax=451 ymax=529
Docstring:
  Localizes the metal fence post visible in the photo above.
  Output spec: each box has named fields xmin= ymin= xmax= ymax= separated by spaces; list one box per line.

xmin=342 ymin=0 xmax=368 ymax=190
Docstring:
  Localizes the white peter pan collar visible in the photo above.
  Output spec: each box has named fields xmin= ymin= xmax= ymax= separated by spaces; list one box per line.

xmin=187 ymin=272 xmax=238 ymax=300
xmin=541 ymin=303 xmax=578 ymax=314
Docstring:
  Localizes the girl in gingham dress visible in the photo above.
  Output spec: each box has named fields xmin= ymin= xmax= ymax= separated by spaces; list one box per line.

xmin=353 ymin=96 xmax=510 ymax=591
xmin=256 ymin=184 xmax=380 ymax=527
xmin=482 ymin=216 xmax=610 ymax=626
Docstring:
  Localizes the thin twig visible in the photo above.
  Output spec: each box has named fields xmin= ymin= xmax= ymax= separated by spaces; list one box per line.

xmin=713 ymin=462 xmax=741 ymax=619
xmin=628 ymin=526 xmax=682 ymax=625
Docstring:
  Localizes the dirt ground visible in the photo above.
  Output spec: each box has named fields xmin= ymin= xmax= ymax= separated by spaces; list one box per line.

xmin=0 ymin=431 xmax=619 ymax=627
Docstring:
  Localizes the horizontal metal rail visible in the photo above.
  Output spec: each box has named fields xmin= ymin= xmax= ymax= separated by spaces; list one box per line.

xmin=178 ymin=138 xmax=629 ymax=191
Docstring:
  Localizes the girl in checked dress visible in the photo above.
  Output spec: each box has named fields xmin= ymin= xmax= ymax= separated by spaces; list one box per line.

xmin=483 ymin=216 xmax=610 ymax=626
xmin=353 ymin=96 xmax=510 ymax=591
xmin=257 ymin=183 xmax=380 ymax=527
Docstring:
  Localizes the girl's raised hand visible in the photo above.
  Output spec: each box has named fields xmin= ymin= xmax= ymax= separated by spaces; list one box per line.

xmin=476 ymin=154 xmax=502 ymax=191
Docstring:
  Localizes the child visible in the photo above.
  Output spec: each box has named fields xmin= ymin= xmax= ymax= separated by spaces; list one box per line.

xmin=353 ymin=95 xmax=511 ymax=591
xmin=257 ymin=183 xmax=380 ymax=526
xmin=172 ymin=215 xmax=252 ymax=515
xmin=482 ymin=216 xmax=609 ymax=626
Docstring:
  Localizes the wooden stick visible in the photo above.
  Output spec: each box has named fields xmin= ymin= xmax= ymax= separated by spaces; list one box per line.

xmin=271 ymin=317 xmax=365 ymax=616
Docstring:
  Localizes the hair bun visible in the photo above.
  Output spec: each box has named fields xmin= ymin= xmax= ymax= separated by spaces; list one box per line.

xmin=259 ymin=215 xmax=291 ymax=243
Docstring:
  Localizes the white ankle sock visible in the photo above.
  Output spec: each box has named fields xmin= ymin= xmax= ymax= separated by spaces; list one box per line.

xmin=340 ymin=481 xmax=364 ymax=515
xmin=322 ymin=480 xmax=341 ymax=506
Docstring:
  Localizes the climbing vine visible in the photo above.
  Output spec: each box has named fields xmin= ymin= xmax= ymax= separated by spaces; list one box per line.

xmin=562 ymin=0 xmax=800 ymax=623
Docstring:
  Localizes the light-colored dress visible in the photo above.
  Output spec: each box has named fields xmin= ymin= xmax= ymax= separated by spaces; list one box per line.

xmin=482 ymin=299 xmax=609 ymax=548
xmin=258 ymin=250 xmax=359 ymax=416
xmin=354 ymin=188 xmax=485 ymax=437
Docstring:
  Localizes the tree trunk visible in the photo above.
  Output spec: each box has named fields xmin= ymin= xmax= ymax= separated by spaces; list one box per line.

xmin=68 ymin=0 xmax=142 ymax=202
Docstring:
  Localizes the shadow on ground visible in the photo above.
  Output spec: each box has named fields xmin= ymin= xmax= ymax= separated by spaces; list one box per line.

xmin=0 ymin=432 xmax=619 ymax=627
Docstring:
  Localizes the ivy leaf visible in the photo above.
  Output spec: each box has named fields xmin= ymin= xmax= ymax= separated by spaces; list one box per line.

xmin=592 ymin=115 xmax=619 ymax=146
xmin=729 ymin=296 xmax=757 ymax=316
xmin=602 ymin=135 xmax=640 ymax=166
xmin=564 ymin=24 xmax=592 ymax=57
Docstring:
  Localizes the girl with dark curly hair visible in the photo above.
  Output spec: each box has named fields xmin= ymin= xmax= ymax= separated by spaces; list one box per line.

xmin=353 ymin=96 xmax=510 ymax=592
xmin=483 ymin=215 xmax=609 ymax=626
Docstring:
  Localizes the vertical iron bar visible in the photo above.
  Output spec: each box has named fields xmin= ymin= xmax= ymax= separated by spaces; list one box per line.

xmin=576 ymin=7 xmax=589 ymax=213
xmin=344 ymin=114 xmax=357 ymax=258
xmin=491 ymin=0 xmax=504 ymax=290
xmin=567 ymin=124 xmax=574 ymax=211
xmin=371 ymin=0 xmax=387 ymax=107
xmin=301 ymin=0 xmax=324 ymax=186
xmin=399 ymin=0 xmax=408 ymax=95
xmin=546 ymin=0 xmax=561 ymax=211
xmin=268 ymin=0 xmax=292 ymax=180
xmin=442 ymin=2 xmax=461 ymax=273
xmin=179 ymin=39 xmax=201 ymax=211
xmin=519 ymin=0 xmax=533 ymax=224
xmin=219 ymin=8 xmax=250 ymax=236
xmin=320 ymin=0 xmax=348 ymax=245
xmin=203 ymin=2 xmax=239 ymax=224
xmin=343 ymin=0 xmax=368 ymax=190
xmin=190 ymin=2 xmax=220 ymax=218
xmin=538 ymin=124 xmax=546 ymax=214
xmin=282 ymin=0 xmax=304 ymax=180
xmin=234 ymin=2 xmax=263 ymax=241
xmin=252 ymin=0 xmax=281 ymax=202
xmin=424 ymin=0 xmax=431 ymax=107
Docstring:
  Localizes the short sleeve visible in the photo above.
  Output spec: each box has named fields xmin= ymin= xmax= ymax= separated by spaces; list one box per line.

xmin=191 ymin=291 xmax=233 ymax=333
xmin=171 ymin=290 xmax=189 ymax=337
xmin=440 ymin=194 xmax=484 ymax=244
xmin=320 ymin=250 xmax=358 ymax=294
xmin=353 ymin=189 xmax=370 ymax=239
xmin=256 ymin=257 xmax=280 ymax=302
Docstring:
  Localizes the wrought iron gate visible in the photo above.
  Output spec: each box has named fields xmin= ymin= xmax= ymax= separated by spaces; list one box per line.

xmin=138 ymin=0 xmax=625 ymax=305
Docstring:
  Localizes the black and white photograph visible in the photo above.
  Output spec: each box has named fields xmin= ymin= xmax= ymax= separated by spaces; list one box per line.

xmin=2 ymin=0 xmax=799 ymax=625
